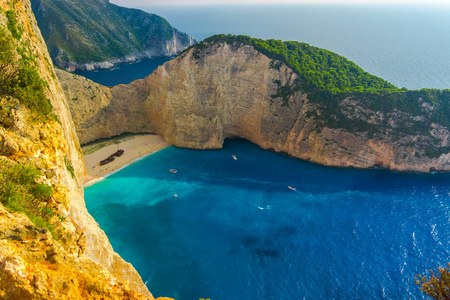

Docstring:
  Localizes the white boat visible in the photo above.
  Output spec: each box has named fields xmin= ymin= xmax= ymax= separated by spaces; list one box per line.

xmin=232 ymin=155 xmax=237 ymax=160
xmin=288 ymin=186 xmax=296 ymax=191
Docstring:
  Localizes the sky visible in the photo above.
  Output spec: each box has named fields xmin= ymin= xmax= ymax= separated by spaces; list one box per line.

xmin=110 ymin=0 xmax=450 ymax=6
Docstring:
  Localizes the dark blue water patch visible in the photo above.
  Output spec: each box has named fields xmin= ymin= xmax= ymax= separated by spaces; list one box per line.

xmin=74 ymin=56 xmax=172 ymax=86
xmin=85 ymin=139 xmax=450 ymax=300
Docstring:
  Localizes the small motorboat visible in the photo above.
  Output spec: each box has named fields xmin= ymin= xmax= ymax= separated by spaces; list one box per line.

xmin=288 ymin=186 xmax=296 ymax=191
xmin=173 ymin=194 xmax=178 ymax=197
xmin=169 ymin=169 xmax=178 ymax=173
xmin=232 ymin=155 xmax=237 ymax=160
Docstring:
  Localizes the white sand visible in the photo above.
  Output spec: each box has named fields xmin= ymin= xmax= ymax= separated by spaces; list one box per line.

xmin=82 ymin=134 xmax=170 ymax=187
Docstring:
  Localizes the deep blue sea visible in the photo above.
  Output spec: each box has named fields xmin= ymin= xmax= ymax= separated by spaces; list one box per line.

xmin=85 ymin=139 xmax=450 ymax=300
xmin=74 ymin=56 xmax=172 ymax=86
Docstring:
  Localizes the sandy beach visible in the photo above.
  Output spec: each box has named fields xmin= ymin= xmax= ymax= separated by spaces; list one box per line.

xmin=82 ymin=134 xmax=170 ymax=187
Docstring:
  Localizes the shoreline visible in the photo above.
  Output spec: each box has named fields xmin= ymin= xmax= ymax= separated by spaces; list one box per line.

xmin=82 ymin=134 xmax=170 ymax=187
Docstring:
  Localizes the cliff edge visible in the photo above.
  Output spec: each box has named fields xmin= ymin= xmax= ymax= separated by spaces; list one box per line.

xmin=60 ymin=36 xmax=450 ymax=173
xmin=0 ymin=0 xmax=166 ymax=298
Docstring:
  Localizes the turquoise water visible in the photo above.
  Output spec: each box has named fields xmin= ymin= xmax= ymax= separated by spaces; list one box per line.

xmin=85 ymin=139 xmax=450 ymax=299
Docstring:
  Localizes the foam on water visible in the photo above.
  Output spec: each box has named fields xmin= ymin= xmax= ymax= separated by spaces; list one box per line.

xmin=85 ymin=139 xmax=450 ymax=299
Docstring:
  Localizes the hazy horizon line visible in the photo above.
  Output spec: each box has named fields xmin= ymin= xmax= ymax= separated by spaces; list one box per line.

xmin=111 ymin=0 xmax=450 ymax=7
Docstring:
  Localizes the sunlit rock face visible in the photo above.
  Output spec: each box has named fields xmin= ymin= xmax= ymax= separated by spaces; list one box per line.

xmin=62 ymin=42 xmax=450 ymax=172
xmin=0 ymin=0 xmax=159 ymax=298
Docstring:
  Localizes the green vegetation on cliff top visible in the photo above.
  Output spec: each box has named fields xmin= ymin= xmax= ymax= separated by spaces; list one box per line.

xmin=189 ymin=34 xmax=397 ymax=94
xmin=189 ymin=36 xmax=450 ymax=130
xmin=30 ymin=0 xmax=194 ymax=67
xmin=186 ymin=34 xmax=450 ymax=158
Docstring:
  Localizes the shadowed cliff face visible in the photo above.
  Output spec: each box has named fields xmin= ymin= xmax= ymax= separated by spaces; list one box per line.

xmin=61 ymin=42 xmax=450 ymax=172
xmin=0 ymin=0 xmax=160 ymax=298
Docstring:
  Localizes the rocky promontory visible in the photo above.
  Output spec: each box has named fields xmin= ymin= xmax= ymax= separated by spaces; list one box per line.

xmin=30 ymin=0 xmax=196 ymax=71
xmin=60 ymin=36 xmax=450 ymax=173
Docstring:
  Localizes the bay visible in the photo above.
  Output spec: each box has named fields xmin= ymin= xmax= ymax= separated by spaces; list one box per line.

xmin=83 ymin=4 xmax=450 ymax=299
xmin=85 ymin=139 xmax=450 ymax=299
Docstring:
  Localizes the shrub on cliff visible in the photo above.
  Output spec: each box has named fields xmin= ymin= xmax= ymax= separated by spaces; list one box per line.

xmin=0 ymin=160 xmax=57 ymax=237
xmin=13 ymin=57 xmax=53 ymax=120
xmin=0 ymin=18 xmax=53 ymax=121
xmin=0 ymin=27 xmax=17 ymax=96
xmin=416 ymin=264 xmax=450 ymax=299
xmin=5 ymin=10 xmax=23 ymax=40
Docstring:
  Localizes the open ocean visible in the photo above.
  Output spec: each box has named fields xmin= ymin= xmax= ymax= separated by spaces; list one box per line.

xmin=84 ymin=4 xmax=450 ymax=299
xmin=92 ymin=3 xmax=450 ymax=90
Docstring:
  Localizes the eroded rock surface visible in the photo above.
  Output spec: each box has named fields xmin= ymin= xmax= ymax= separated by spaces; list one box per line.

xmin=0 ymin=0 xmax=163 ymax=298
xmin=61 ymin=42 xmax=450 ymax=172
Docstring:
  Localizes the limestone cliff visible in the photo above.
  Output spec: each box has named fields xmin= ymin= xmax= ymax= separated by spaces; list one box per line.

xmin=0 ymin=0 xmax=165 ymax=298
xmin=30 ymin=0 xmax=196 ymax=71
xmin=0 ymin=205 xmax=156 ymax=299
xmin=60 ymin=40 xmax=450 ymax=172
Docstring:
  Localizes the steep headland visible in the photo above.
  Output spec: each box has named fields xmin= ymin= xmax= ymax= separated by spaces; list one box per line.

xmin=30 ymin=0 xmax=196 ymax=71
xmin=0 ymin=0 xmax=166 ymax=298
xmin=60 ymin=35 xmax=450 ymax=172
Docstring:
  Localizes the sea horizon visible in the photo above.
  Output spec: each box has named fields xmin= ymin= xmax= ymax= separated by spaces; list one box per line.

xmin=80 ymin=3 xmax=450 ymax=89
xmin=138 ymin=3 xmax=450 ymax=90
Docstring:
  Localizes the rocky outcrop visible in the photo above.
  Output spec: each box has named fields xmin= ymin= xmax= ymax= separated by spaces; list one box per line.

xmin=0 ymin=205 xmax=153 ymax=300
xmin=30 ymin=0 xmax=196 ymax=71
xmin=0 ymin=0 xmax=165 ymax=298
xmin=60 ymin=42 xmax=450 ymax=172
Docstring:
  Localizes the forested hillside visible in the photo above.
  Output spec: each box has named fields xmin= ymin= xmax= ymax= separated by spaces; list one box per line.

xmin=30 ymin=0 xmax=195 ymax=70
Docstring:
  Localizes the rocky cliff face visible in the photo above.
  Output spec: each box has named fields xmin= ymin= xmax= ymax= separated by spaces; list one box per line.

xmin=0 ymin=205 xmax=155 ymax=300
xmin=0 ymin=0 xmax=164 ymax=298
xmin=61 ymin=42 xmax=450 ymax=172
xmin=30 ymin=0 xmax=196 ymax=71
